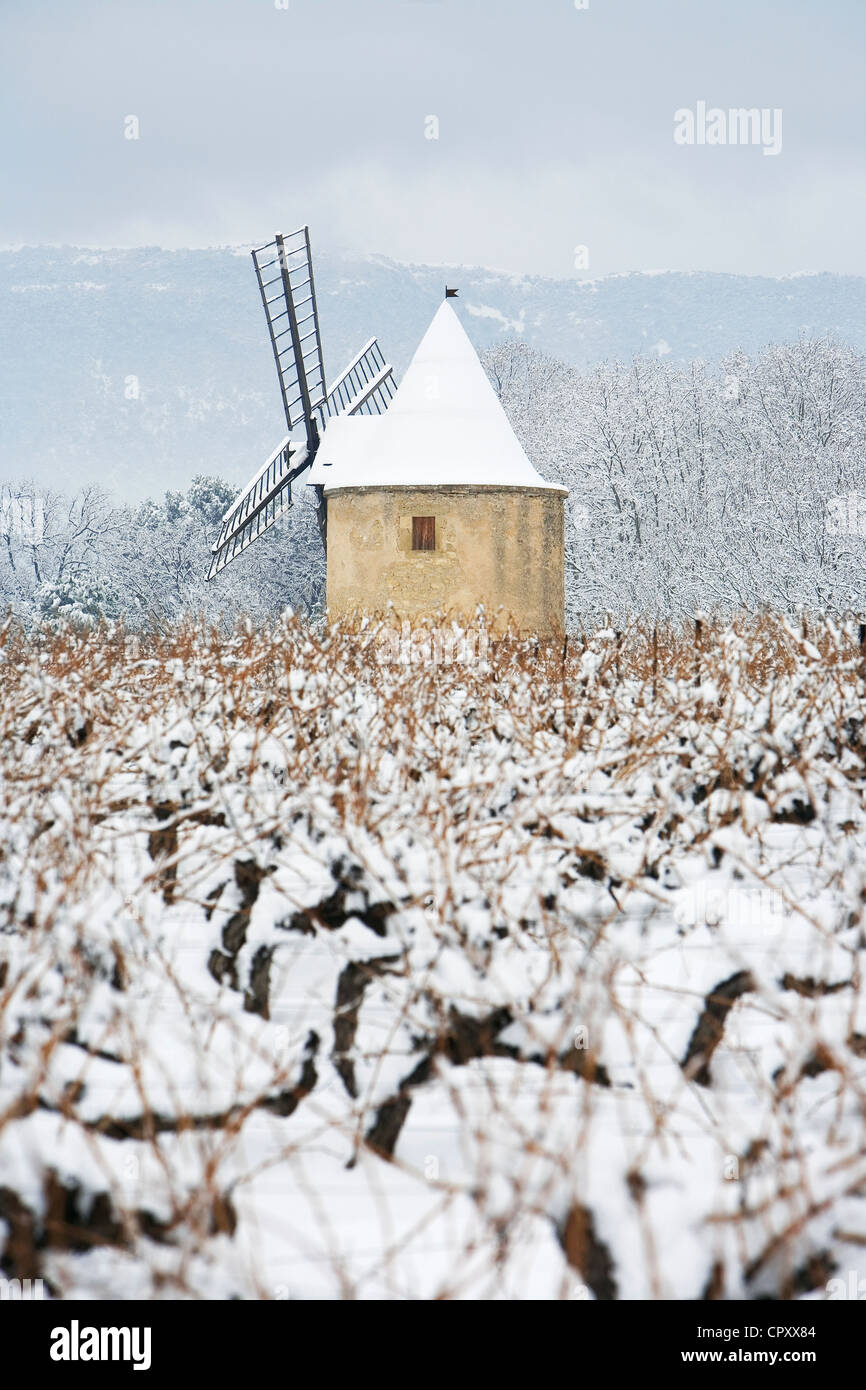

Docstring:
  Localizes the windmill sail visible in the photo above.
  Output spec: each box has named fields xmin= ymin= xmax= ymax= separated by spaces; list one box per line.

xmin=207 ymin=226 xmax=397 ymax=581
xmin=207 ymin=437 xmax=307 ymax=580
xmin=252 ymin=227 xmax=328 ymax=448
xmin=319 ymin=338 xmax=397 ymax=422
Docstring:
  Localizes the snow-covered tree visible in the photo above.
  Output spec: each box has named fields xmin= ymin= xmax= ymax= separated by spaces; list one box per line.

xmin=110 ymin=474 xmax=325 ymax=630
xmin=485 ymin=335 xmax=866 ymax=622
xmin=3 ymin=339 xmax=865 ymax=631
xmin=36 ymin=572 xmax=122 ymax=630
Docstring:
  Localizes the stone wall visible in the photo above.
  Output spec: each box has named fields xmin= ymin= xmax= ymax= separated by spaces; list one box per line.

xmin=324 ymin=485 xmax=566 ymax=636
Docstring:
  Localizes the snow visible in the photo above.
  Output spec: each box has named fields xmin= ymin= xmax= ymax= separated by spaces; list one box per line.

xmin=306 ymin=303 xmax=567 ymax=494
xmin=2 ymin=615 xmax=866 ymax=1300
xmin=10 ymin=282 xmax=106 ymax=292
xmin=464 ymin=302 xmax=526 ymax=334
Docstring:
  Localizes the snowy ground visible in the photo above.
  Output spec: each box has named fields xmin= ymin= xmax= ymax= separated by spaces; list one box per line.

xmin=2 ymin=613 xmax=866 ymax=1300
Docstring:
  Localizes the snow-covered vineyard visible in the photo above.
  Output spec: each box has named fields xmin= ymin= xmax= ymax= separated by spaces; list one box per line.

xmin=2 ymin=613 xmax=866 ymax=1300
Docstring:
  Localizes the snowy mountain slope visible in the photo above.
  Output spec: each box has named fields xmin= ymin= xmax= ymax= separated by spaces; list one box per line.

xmin=2 ymin=245 xmax=865 ymax=501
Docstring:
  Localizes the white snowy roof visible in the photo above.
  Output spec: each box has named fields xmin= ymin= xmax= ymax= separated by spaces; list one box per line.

xmin=306 ymin=302 xmax=566 ymax=493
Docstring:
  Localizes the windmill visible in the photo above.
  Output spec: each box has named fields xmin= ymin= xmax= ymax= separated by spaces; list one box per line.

xmin=207 ymin=227 xmax=397 ymax=580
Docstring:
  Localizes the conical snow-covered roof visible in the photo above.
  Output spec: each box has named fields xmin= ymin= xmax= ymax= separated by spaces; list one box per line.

xmin=307 ymin=302 xmax=566 ymax=493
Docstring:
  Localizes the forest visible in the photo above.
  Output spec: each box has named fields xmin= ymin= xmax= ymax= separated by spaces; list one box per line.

xmin=1 ymin=335 xmax=864 ymax=631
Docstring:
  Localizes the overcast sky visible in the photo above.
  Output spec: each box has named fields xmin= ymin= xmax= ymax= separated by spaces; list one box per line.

xmin=1 ymin=0 xmax=863 ymax=277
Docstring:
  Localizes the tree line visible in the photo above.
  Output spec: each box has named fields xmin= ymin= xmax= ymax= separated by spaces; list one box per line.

xmin=2 ymin=336 xmax=864 ymax=629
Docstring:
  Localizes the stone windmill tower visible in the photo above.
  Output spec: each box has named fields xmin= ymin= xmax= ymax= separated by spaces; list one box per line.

xmin=209 ymin=227 xmax=567 ymax=636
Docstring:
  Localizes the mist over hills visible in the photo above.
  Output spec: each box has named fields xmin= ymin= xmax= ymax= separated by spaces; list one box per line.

xmin=2 ymin=244 xmax=865 ymax=501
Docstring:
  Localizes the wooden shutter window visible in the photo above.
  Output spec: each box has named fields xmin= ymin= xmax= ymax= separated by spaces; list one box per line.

xmin=412 ymin=516 xmax=436 ymax=551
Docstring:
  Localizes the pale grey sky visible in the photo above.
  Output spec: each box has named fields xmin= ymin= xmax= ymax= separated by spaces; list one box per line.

xmin=1 ymin=0 xmax=863 ymax=277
